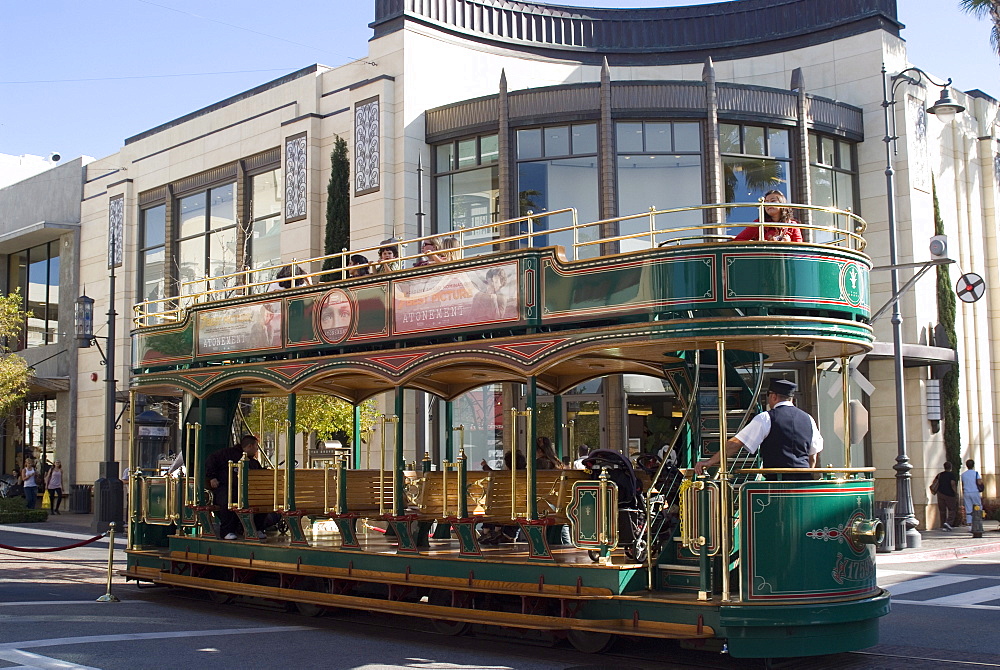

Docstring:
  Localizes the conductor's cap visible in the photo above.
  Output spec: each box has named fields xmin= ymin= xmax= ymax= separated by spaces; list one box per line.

xmin=768 ymin=379 xmax=797 ymax=396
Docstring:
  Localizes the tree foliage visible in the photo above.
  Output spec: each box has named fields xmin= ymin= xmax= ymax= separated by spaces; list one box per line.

xmin=245 ymin=395 xmax=379 ymax=446
xmin=323 ymin=136 xmax=351 ymax=276
xmin=933 ymin=181 xmax=961 ymax=468
xmin=0 ymin=292 xmax=31 ymax=419
xmin=959 ymin=0 xmax=1000 ymax=59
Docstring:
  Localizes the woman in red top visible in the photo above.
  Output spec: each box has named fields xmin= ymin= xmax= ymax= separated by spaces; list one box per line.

xmin=733 ymin=190 xmax=803 ymax=242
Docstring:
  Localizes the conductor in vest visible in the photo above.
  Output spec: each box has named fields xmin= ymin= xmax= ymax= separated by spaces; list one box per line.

xmin=694 ymin=379 xmax=822 ymax=481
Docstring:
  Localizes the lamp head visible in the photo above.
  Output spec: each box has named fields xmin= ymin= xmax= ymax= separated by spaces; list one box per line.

xmin=926 ymin=85 xmax=965 ymax=123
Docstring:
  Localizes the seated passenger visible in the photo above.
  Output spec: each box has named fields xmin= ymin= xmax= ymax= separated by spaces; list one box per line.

xmin=271 ymin=264 xmax=312 ymax=290
xmin=733 ymin=190 xmax=803 ymax=242
xmin=478 ymin=450 xmax=526 ymax=545
xmin=412 ymin=240 xmax=440 ymax=268
xmin=374 ymin=239 xmax=401 ymax=274
xmin=347 ymin=254 xmax=371 ymax=277
xmin=431 ymin=237 xmax=459 ymax=264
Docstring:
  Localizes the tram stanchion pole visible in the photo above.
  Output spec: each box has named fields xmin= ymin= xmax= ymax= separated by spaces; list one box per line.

xmin=96 ymin=522 xmax=121 ymax=603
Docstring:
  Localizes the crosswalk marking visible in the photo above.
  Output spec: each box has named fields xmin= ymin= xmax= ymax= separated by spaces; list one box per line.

xmin=882 ymin=574 xmax=977 ymax=596
xmin=923 ymin=584 xmax=1000 ymax=606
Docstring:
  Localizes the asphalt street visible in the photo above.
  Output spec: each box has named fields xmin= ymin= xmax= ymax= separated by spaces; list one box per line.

xmin=2 ymin=522 xmax=999 ymax=669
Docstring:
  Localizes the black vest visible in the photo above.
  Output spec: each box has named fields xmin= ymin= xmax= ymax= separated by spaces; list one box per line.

xmin=760 ymin=404 xmax=813 ymax=478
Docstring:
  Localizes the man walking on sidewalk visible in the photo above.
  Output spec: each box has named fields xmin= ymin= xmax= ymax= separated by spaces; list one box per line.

xmin=931 ymin=461 xmax=958 ymax=530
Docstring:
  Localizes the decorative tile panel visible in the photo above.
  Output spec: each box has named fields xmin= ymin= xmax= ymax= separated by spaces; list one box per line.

xmin=355 ymin=96 xmax=380 ymax=196
xmin=108 ymin=195 xmax=124 ymax=269
xmin=284 ymin=133 xmax=307 ymax=222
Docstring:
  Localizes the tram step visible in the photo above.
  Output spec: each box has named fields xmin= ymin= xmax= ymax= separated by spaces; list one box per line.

xmin=659 ymin=563 xmax=702 ymax=591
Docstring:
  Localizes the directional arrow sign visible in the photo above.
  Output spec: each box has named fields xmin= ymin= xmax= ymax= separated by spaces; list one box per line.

xmin=956 ymin=273 xmax=985 ymax=303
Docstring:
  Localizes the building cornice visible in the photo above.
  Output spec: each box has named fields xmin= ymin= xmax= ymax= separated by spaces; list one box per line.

xmin=373 ymin=0 xmax=901 ymax=63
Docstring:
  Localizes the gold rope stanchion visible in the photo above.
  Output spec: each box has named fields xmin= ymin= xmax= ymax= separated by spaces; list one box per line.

xmin=96 ymin=523 xmax=121 ymax=602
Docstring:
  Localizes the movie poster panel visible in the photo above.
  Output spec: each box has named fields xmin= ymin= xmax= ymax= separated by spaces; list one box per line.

xmin=318 ymin=289 xmax=354 ymax=344
xmin=197 ymin=301 xmax=283 ymax=355
xmin=394 ymin=262 xmax=519 ymax=334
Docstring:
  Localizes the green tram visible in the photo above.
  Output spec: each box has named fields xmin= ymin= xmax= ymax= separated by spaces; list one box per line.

xmin=123 ymin=202 xmax=889 ymax=659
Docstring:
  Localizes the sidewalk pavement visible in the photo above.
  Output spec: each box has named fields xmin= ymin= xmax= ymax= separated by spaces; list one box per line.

xmin=876 ymin=519 xmax=1000 ymax=564
xmin=10 ymin=511 xmax=1000 ymax=564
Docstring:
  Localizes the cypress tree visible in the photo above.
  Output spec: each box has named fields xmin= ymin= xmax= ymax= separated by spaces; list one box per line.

xmin=933 ymin=180 xmax=961 ymax=468
xmin=323 ymin=136 xmax=350 ymax=277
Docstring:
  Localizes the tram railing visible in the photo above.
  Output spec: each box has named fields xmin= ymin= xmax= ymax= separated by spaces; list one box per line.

xmin=133 ymin=201 xmax=867 ymax=327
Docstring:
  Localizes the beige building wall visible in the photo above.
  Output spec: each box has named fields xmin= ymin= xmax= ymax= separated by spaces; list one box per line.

xmin=71 ymin=5 xmax=998 ymax=527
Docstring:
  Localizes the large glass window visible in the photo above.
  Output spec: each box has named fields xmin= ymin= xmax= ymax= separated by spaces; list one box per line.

xmin=616 ymin=121 xmax=703 ymax=250
xmin=6 ymin=242 xmax=59 ymax=348
xmin=810 ymin=134 xmax=858 ymax=244
xmin=139 ymin=205 xmax=166 ymax=308
xmin=175 ymin=183 xmax=237 ymax=295
xmin=435 ymin=134 xmax=499 ymax=257
xmin=248 ymin=169 xmax=282 ymax=289
xmin=721 ymin=123 xmax=792 ymax=234
xmin=516 ymin=123 xmax=599 ymax=258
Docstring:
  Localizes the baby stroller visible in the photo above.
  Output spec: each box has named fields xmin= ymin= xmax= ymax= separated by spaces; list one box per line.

xmin=581 ymin=449 xmax=646 ymax=562
xmin=0 ymin=473 xmax=24 ymax=499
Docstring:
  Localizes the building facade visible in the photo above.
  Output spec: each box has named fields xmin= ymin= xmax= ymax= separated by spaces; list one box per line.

xmin=16 ymin=0 xmax=995 ymax=526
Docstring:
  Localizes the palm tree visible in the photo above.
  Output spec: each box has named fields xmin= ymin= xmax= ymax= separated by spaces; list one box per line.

xmin=959 ymin=0 xmax=1000 ymax=60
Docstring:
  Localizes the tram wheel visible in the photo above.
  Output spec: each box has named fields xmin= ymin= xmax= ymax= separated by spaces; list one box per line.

xmin=207 ymin=590 xmax=234 ymax=605
xmin=566 ymin=630 xmax=616 ymax=653
xmin=587 ymin=550 xmax=600 ymax=562
xmin=293 ymin=577 xmax=331 ymax=617
xmin=428 ymin=590 xmax=473 ymax=636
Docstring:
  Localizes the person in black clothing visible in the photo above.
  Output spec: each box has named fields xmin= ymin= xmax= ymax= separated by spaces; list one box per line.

xmin=932 ymin=461 xmax=959 ymax=530
xmin=694 ymin=379 xmax=823 ymax=481
xmin=205 ymin=435 xmax=274 ymax=540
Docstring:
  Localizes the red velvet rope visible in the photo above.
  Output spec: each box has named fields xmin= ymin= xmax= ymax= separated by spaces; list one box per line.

xmin=0 ymin=532 xmax=107 ymax=552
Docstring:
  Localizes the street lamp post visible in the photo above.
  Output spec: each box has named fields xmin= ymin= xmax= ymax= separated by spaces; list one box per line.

xmin=880 ymin=64 xmax=964 ymax=550
xmin=76 ymin=281 xmax=124 ymax=533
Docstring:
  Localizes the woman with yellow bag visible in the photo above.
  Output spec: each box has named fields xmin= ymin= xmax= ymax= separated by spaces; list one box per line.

xmin=45 ymin=460 xmax=64 ymax=515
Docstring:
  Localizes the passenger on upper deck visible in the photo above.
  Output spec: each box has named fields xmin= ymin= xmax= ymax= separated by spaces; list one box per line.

xmin=271 ymin=264 xmax=312 ymax=290
xmin=412 ymin=240 xmax=441 ymax=267
xmin=435 ymin=237 xmax=459 ymax=263
xmin=733 ymin=190 xmax=803 ymax=242
xmin=347 ymin=254 xmax=371 ymax=277
xmin=693 ymin=379 xmax=822 ymax=481
xmin=374 ymin=239 xmax=401 ymax=274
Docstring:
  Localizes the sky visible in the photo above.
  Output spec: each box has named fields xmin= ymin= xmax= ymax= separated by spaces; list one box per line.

xmin=1 ymin=0 xmax=997 ymax=163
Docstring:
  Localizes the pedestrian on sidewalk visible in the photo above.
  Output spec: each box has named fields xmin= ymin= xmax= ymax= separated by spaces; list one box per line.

xmin=961 ymin=459 xmax=984 ymax=526
xmin=45 ymin=460 xmax=64 ymax=514
xmin=931 ymin=461 xmax=958 ymax=530
xmin=21 ymin=457 xmax=39 ymax=509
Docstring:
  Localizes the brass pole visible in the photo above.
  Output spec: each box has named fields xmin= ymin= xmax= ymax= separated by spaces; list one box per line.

xmin=842 ymin=357 xmax=852 ymax=469
xmin=126 ymin=391 xmax=137 ymax=549
xmin=273 ymin=419 xmax=280 ymax=511
xmin=716 ymin=340 xmax=731 ymax=602
xmin=509 ymin=407 xmax=518 ymax=518
xmin=192 ymin=422 xmax=202 ymax=506
xmin=96 ymin=523 xmax=121 ymax=602
xmin=379 ymin=414 xmax=387 ymax=515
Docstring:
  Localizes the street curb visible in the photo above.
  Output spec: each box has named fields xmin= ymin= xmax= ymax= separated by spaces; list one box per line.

xmin=876 ymin=540 xmax=1000 ymax=564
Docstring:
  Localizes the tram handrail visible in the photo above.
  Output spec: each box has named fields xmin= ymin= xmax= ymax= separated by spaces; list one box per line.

xmin=132 ymin=200 xmax=868 ymax=327
xmin=734 ymin=467 xmax=876 ymax=475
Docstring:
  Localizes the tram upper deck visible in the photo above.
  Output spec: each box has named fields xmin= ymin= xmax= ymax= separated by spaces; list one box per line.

xmin=130 ymin=202 xmax=871 ymax=397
